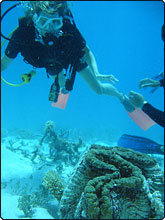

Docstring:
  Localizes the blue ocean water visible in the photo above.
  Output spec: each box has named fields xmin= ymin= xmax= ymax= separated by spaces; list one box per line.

xmin=1 ymin=2 xmax=164 ymax=219
xmin=1 ymin=1 xmax=164 ymax=144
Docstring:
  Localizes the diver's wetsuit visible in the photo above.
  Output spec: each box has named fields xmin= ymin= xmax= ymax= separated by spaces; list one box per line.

xmin=159 ymin=78 xmax=164 ymax=88
xmin=142 ymin=79 xmax=164 ymax=128
xmin=5 ymin=16 xmax=88 ymax=77
xmin=142 ymin=103 xmax=164 ymax=128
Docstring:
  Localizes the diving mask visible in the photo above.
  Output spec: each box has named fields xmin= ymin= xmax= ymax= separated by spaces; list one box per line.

xmin=32 ymin=12 xmax=63 ymax=36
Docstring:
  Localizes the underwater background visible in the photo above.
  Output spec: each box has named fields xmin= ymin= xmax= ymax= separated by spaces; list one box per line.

xmin=1 ymin=1 xmax=164 ymax=219
xmin=1 ymin=1 xmax=164 ymax=144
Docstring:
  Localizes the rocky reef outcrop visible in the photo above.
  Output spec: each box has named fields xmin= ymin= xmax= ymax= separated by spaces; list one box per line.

xmin=44 ymin=145 xmax=164 ymax=219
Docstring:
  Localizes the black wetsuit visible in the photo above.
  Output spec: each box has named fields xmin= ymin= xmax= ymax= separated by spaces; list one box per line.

xmin=142 ymin=78 xmax=164 ymax=128
xmin=5 ymin=16 xmax=87 ymax=86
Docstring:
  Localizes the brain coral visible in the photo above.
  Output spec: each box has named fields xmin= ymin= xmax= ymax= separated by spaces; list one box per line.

xmin=59 ymin=145 xmax=164 ymax=219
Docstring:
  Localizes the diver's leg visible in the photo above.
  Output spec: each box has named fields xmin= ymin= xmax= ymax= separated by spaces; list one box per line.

xmin=50 ymin=69 xmax=65 ymax=87
xmin=78 ymin=66 xmax=124 ymax=101
xmin=50 ymin=69 xmax=69 ymax=94
xmin=58 ymin=69 xmax=66 ymax=88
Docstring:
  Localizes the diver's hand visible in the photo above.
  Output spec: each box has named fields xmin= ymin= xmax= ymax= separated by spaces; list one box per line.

xmin=139 ymin=78 xmax=160 ymax=89
xmin=129 ymin=90 xmax=146 ymax=108
xmin=97 ymin=74 xmax=119 ymax=84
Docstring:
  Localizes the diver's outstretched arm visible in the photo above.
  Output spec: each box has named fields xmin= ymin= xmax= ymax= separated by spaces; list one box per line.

xmin=83 ymin=45 xmax=119 ymax=84
xmin=139 ymin=78 xmax=161 ymax=89
xmin=1 ymin=55 xmax=14 ymax=72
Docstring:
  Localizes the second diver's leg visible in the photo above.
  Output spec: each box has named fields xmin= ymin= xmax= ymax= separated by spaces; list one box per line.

xmin=78 ymin=66 xmax=124 ymax=101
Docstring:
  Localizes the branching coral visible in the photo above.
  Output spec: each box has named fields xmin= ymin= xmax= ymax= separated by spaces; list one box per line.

xmin=42 ymin=170 xmax=65 ymax=202
xmin=58 ymin=145 xmax=164 ymax=219
xmin=40 ymin=120 xmax=56 ymax=145
xmin=18 ymin=194 xmax=35 ymax=218
xmin=38 ymin=121 xmax=84 ymax=167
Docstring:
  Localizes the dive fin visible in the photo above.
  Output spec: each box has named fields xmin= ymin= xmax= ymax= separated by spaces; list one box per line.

xmin=127 ymin=108 xmax=156 ymax=130
xmin=118 ymin=134 xmax=164 ymax=155
xmin=52 ymin=92 xmax=69 ymax=109
xmin=122 ymin=95 xmax=156 ymax=130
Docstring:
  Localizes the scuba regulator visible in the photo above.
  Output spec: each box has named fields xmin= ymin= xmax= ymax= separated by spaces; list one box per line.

xmin=1 ymin=70 xmax=36 ymax=87
xmin=21 ymin=71 xmax=36 ymax=84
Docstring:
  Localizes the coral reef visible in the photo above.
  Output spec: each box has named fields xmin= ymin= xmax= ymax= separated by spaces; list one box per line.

xmin=44 ymin=145 xmax=163 ymax=219
xmin=4 ymin=121 xmax=86 ymax=170
xmin=17 ymin=185 xmax=59 ymax=219
xmin=18 ymin=194 xmax=35 ymax=218
xmin=37 ymin=120 xmax=85 ymax=168
xmin=42 ymin=170 xmax=65 ymax=202
xmin=39 ymin=120 xmax=56 ymax=146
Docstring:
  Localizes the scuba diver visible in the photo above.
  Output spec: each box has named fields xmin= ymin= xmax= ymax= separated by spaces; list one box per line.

xmin=128 ymin=24 xmax=165 ymax=128
xmin=1 ymin=1 xmax=125 ymax=105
